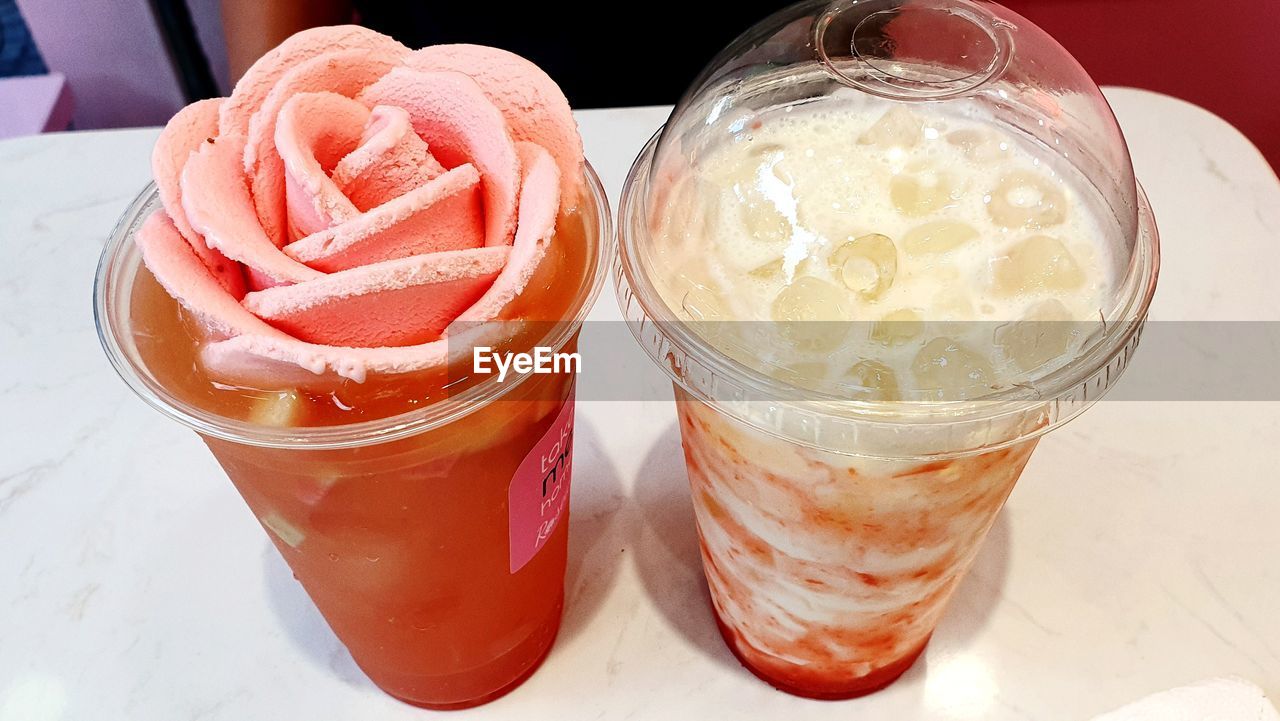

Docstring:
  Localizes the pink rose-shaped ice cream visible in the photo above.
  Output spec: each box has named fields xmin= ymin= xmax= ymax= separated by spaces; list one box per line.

xmin=138 ymin=26 xmax=584 ymax=385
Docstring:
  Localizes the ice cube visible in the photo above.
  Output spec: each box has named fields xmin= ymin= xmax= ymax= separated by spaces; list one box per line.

xmin=890 ymin=171 xmax=957 ymax=217
xmin=845 ymin=360 xmax=900 ymax=401
xmin=870 ymin=308 xmax=923 ymax=346
xmin=249 ymin=390 xmax=303 ymax=427
xmin=794 ymin=164 xmax=873 ymax=242
xmin=986 ymin=170 xmax=1067 ymax=229
xmin=771 ymin=276 xmax=849 ymax=323
xmin=840 ymin=255 xmax=879 ymax=295
xmin=748 ymin=257 xmax=785 ymax=279
xmin=746 ymin=142 xmax=785 ymax=160
xmin=691 ymin=187 xmax=723 ymax=241
xmin=656 ymin=174 xmax=719 ymax=248
xmin=681 ymin=281 xmax=724 ymax=321
xmin=795 ymin=256 xmax=823 ymax=278
xmin=737 ymin=189 xmax=793 ymax=244
xmin=992 ymin=235 xmax=1086 ymax=296
xmin=828 ymin=233 xmax=897 ymax=300
xmin=859 ymin=107 xmax=925 ymax=148
xmin=947 ymin=128 xmax=1004 ymax=162
xmin=995 ymin=299 xmax=1078 ymax=371
xmin=903 ymin=221 xmax=979 ymax=255
xmin=912 ymin=338 xmax=995 ymax=399
xmin=771 ymin=156 xmax=797 ymax=186
xmin=770 ymin=276 xmax=850 ymax=351
xmin=722 ymin=144 xmax=799 ymax=245
xmin=260 ymin=511 xmax=306 ymax=549
xmin=295 ymin=470 xmax=341 ymax=505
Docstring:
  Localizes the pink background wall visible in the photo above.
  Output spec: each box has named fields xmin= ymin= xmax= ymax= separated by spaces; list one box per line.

xmin=10 ymin=0 xmax=1278 ymax=169
xmin=13 ymin=0 xmax=230 ymax=130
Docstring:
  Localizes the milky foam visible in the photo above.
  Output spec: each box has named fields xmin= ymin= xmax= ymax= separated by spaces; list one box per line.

xmin=651 ymin=98 xmax=1123 ymax=399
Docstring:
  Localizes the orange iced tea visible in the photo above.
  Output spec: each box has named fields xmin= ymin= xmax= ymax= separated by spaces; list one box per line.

xmin=98 ymin=25 xmax=608 ymax=711
xmin=103 ymin=188 xmax=602 ymax=709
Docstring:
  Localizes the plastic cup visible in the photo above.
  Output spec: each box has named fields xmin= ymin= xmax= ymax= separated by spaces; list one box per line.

xmin=615 ymin=0 xmax=1160 ymax=698
xmin=621 ymin=139 xmax=1159 ymax=700
xmin=95 ymin=166 xmax=611 ymax=709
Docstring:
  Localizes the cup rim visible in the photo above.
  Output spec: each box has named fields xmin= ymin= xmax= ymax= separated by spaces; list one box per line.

xmin=614 ymin=129 xmax=1161 ymax=456
xmin=94 ymin=162 xmax=613 ymax=450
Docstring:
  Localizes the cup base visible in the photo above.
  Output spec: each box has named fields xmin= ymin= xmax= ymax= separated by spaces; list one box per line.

xmin=712 ymin=607 xmax=929 ymax=700
xmin=359 ymin=597 xmax=563 ymax=710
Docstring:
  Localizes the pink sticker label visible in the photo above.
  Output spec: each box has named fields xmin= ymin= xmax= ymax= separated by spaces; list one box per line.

xmin=508 ymin=390 xmax=575 ymax=574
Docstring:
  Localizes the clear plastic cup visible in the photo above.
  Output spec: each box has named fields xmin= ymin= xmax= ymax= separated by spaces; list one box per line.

xmin=615 ymin=0 xmax=1159 ymax=698
xmin=95 ymin=166 xmax=611 ymax=709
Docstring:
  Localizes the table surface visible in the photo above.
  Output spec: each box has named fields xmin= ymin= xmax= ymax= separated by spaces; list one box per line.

xmin=1 ymin=88 xmax=1278 ymax=721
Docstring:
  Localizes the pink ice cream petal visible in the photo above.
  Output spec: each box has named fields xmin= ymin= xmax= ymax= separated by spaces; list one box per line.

xmin=275 ymin=92 xmax=366 ymax=239
xmin=152 ymin=31 xmax=588 ymax=389
xmin=407 ymin=44 xmax=584 ymax=210
xmin=283 ymin=164 xmax=484 ymax=273
xmin=135 ymin=211 xmax=285 ymax=340
xmin=219 ymin=25 xmax=408 ymax=139
xmin=200 ymin=321 xmax=507 ymax=387
xmin=153 ymin=98 xmax=221 ymax=243
xmin=200 ymin=336 xmax=368 ymax=389
xmin=246 ymin=156 xmax=289 ymax=250
xmin=359 ymin=68 xmax=518 ymax=247
xmin=455 ymin=143 xmax=560 ymax=323
xmin=331 ymin=105 xmax=446 ymax=211
xmin=200 ymin=333 xmax=455 ymax=386
xmin=150 ymin=99 xmax=248 ymax=298
xmin=180 ymin=135 xmax=324 ymax=286
xmin=186 ymin=239 xmax=247 ymax=300
xmin=244 ymin=46 xmax=407 ymax=245
xmin=242 ymin=246 xmax=509 ymax=347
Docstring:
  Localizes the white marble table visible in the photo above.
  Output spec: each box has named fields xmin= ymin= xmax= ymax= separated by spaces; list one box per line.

xmin=1 ymin=89 xmax=1277 ymax=720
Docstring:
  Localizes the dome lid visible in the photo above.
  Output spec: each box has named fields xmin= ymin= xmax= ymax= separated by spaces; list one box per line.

xmin=651 ymin=0 xmax=1139 ymax=252
xmin=612 ymin=0 xmax=1160 ymax=456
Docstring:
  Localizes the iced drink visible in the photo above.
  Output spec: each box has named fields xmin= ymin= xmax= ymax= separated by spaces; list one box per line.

xmin=616 ymin=0 xmax=1159 ymax=699
xmin=654 ymin=103 xmax=1118 ymax=390
xmin=655 ymin=97 xmax=1119 ymax=696
xmin=677 ymin=386 xmax=1038 ymax=695
xmin=95 ymin=26 xmax=609 ymax=709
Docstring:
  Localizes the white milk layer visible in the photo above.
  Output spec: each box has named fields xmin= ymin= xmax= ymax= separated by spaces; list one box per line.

xmin=652 ymin=99 xmax=1122 ymax=400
